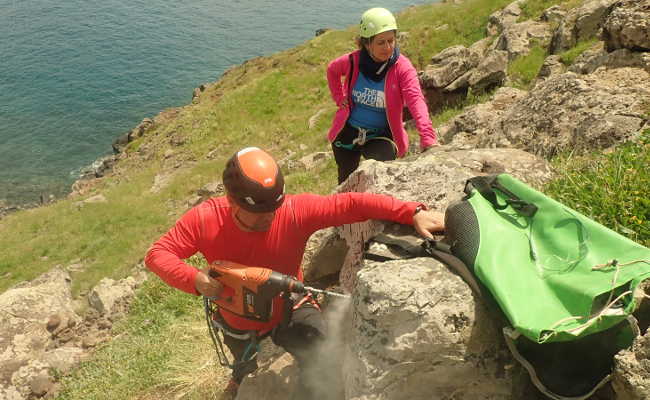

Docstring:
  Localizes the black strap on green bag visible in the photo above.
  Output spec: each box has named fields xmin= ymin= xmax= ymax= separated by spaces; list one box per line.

xmin=466 ymin=176 xmax=538 ymax=218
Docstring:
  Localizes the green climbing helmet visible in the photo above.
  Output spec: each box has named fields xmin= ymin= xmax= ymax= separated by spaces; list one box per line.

xmin=359 ymin=8 xmax=398 ymax=38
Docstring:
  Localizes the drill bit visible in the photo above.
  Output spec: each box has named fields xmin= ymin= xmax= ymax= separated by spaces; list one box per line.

xmin=304 ymin=286 xmax=350 ymax=298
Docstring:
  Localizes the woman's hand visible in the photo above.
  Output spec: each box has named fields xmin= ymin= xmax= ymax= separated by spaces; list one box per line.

xmin=413 ymin=210 xmax=445 ymax=239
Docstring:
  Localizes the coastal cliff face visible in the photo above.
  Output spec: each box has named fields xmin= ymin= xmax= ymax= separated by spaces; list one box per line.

xmin=0 ymin=0 xmax=648 ymax=399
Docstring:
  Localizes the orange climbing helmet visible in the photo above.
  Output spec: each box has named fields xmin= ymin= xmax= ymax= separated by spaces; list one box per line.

xmin=222 ymin=147 xmax=285 ymax=213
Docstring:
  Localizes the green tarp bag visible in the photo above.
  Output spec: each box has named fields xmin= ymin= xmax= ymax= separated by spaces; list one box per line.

xmin=431 ymin=173 xmax=650 ymax=399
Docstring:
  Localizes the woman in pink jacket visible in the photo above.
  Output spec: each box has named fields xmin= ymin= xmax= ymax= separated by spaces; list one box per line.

xmin=326 ymin=7 xmax=438 ymax=183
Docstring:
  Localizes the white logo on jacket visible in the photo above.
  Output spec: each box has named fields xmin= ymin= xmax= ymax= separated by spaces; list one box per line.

xmin=352 ymin=87 xmax=386 ymax=109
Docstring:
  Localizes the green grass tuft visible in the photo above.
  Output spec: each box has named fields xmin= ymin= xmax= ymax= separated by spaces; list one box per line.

xmin=508 ymin=45 xmax=548 ymax=89
xmin=519 ymin=0 xmax=585 ymax=21
xmin=545 ymin=131 xmax=650 ymax=247
xmin=559 ymin=39 xmax=599 ymax=65
xmin=431 ymin=89 xmax=495 ymax=127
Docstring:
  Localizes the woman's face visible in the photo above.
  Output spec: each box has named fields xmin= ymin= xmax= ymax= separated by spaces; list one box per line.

xmin=365 ymin=30 xmax=396 ymax=63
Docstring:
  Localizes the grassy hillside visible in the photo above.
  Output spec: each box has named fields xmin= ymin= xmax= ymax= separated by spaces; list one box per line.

xmin=0 ymin=0 xmax=529 ymax=296
xmin=0 ymin=0 xmax=646 ymax=398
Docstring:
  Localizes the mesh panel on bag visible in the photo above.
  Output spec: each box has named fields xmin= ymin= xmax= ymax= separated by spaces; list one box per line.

xmin=445 ymin=199 xmax=480 ymax=270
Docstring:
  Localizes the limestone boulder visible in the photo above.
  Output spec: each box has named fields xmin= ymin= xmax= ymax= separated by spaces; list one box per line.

xmin=602 ymin=0 xmax=650 ymax=52
xmin=442 ymin=87 xmax=528 ymax=147
xmin=336 ymin=147 xmax=551 ymax=291
xmin=468 ymin=50 xmax=510 ymax=92
xmin=297 ymin=151 xmax=331 ymax=170
xmin=494 ymin=21 xmax=552 ymax=61
xmin=478 ymin=68 xmax=650 ymax=157
xmin=0 ymin=269 xmax=81 ymax=399
xmin=487 ymin=0 xmax=524 ymax=36
xmin=550 ymin=0 xmax=618 ymax=54
xmin=612 ymin=329 xmax=650 ymax=399
xmin=421 ymin=45 xmax=477 ymax=89
xmin=237 ymin=350 xmax=299 ymax=400
xmin=541 ymin=5 xmax=567 ymax=25
xmin=302 ymin=227 xmax=348 ymax=282
xmin=87 ymin=276 xmax=139 ymax=316
xmin=570 ymin=46 xmax=650 ymax=74
xmin=420 ymin=39 xmax=497 ymax=111
xmin=534 ymin=55 xmax=566 ymax=84
xmin=343 ymin=258 xmax=527 ymax=399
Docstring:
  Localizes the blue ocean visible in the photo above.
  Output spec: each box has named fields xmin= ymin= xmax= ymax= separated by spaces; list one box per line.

xmin=0 ymin=0 xmax=433 ymax=207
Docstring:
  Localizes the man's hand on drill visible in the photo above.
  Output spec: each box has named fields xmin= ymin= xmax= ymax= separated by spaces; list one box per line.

xmin=195 ymin=267 xmax=224 ymax=298
xmin=413 ymin=210 xmax=445 ymax=240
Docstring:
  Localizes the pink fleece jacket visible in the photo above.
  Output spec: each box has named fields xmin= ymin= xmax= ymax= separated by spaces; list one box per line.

xmin=326 ymin=50 xmax=437 ymax=157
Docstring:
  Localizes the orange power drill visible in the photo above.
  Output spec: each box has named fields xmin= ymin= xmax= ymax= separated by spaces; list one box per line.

xmin=206 ymin=261 xmax=349 ymax=322
xmin=207 ymin=260 xmax=306 ymax=322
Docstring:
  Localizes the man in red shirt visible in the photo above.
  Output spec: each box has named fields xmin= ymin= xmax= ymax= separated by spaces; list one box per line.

xmin=145 ymin=147 xmax=444 ymax=398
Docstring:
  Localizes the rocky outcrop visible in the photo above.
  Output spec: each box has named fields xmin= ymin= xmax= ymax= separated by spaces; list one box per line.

xmin=302 ymin=227 xmax=349 ymax=282
xmin=112 ymin=118 xmax=154 ymax=153
xmin=333 ymin=148 xmax=551 ymax=292
xmin=477 ymin=68 xmax=650 ymax=157
xmin=535 ymin=55 xmax=566 ymax=83
xmin=0 ymin=270 xmax=80 ymax=400
xmin=569 ymin=46 xmax=650 ymax=74
xmin=88 ymin=277 xmax=139 ymax=316
xmin=550 ymin=0 xmax=618 ymax=54
xmin=0 ymin=269 xmax=146 ymax=399
xmin=441 ymin=87 xmax=528 ymax=148
xmin=494 ymin=21 xmax=552 ymax=61
xmin=602 ymin=0 xmax=650 ymax=52
xmin=487 ymin=0 xmax=524 ymax=36
xmin=419 ymin=39 xmax=507 ymax=111
xmin=612 ymin=331 xmax=650 ymax=400
xmin=344 ymin=257 xmax=525 ymax=399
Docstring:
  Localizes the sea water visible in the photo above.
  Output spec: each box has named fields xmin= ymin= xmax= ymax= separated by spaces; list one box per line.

xmin=0 ymin=0 xmax=434 ymax=207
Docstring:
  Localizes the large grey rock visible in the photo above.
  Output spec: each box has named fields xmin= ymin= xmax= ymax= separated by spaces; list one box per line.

xmin=237 ymin=350 xmax=299 ymax=400
xmin=478 ymin=68 xmax=650 ymax=157
xmin=602 ymin=0 xmax=650 ymax=52
xmin=541 ymin=5 xmax=567 ymax=25
xmin=343 ymin=258 xmax=526 ymax=399
xmin=535 ymin=55 xmax=566 ymax=83
xmin=494 ymin=21 xmax=552 ymax=61
xmin=612 ymin=330 xmax=650 ymax=399
xmin=420 ymin=39 xmax=497 ymax=111
xmin=302 ymin=227 xmax=349 ymax=282
xmin=550 ymin=0 xmax=618 ymax=54
xmin=487 ymin=0 xmax=524 ymax=36
xmin=570 ymin=46 xmax=650 ymax=74
xmin=468 ymin=50 xmax=510 ymax=92
xmin=88 ymin=276 xmax=139 ymax=316
xmin=0 ymin=269 xmax=81 ymax=399
xmin=421 ymin=45 xmax=476 ymax=89
xmin=442 ymin=87 xmax=528 ymax=147
xmin=237 ymin=299 xmax=350 ymax=400
xmin=336 ymin=148 xmax=551 ymax=291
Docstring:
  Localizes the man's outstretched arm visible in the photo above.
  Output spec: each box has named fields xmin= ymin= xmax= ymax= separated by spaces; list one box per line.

xmin=292 ymin=192 xmax=444 ymax=237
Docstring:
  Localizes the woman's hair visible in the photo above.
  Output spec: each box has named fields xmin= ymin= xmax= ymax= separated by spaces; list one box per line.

xmin=355 ymin=30 xmax=397 ymax=50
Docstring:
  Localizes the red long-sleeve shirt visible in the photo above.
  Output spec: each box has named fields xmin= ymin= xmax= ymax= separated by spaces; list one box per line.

xmin=145 ymin=192 xmax=421 ymax=332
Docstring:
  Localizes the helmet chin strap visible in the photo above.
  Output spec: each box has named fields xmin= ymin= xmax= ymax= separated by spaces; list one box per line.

xmin=233 ymin=210 xmax=257 ymax=231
